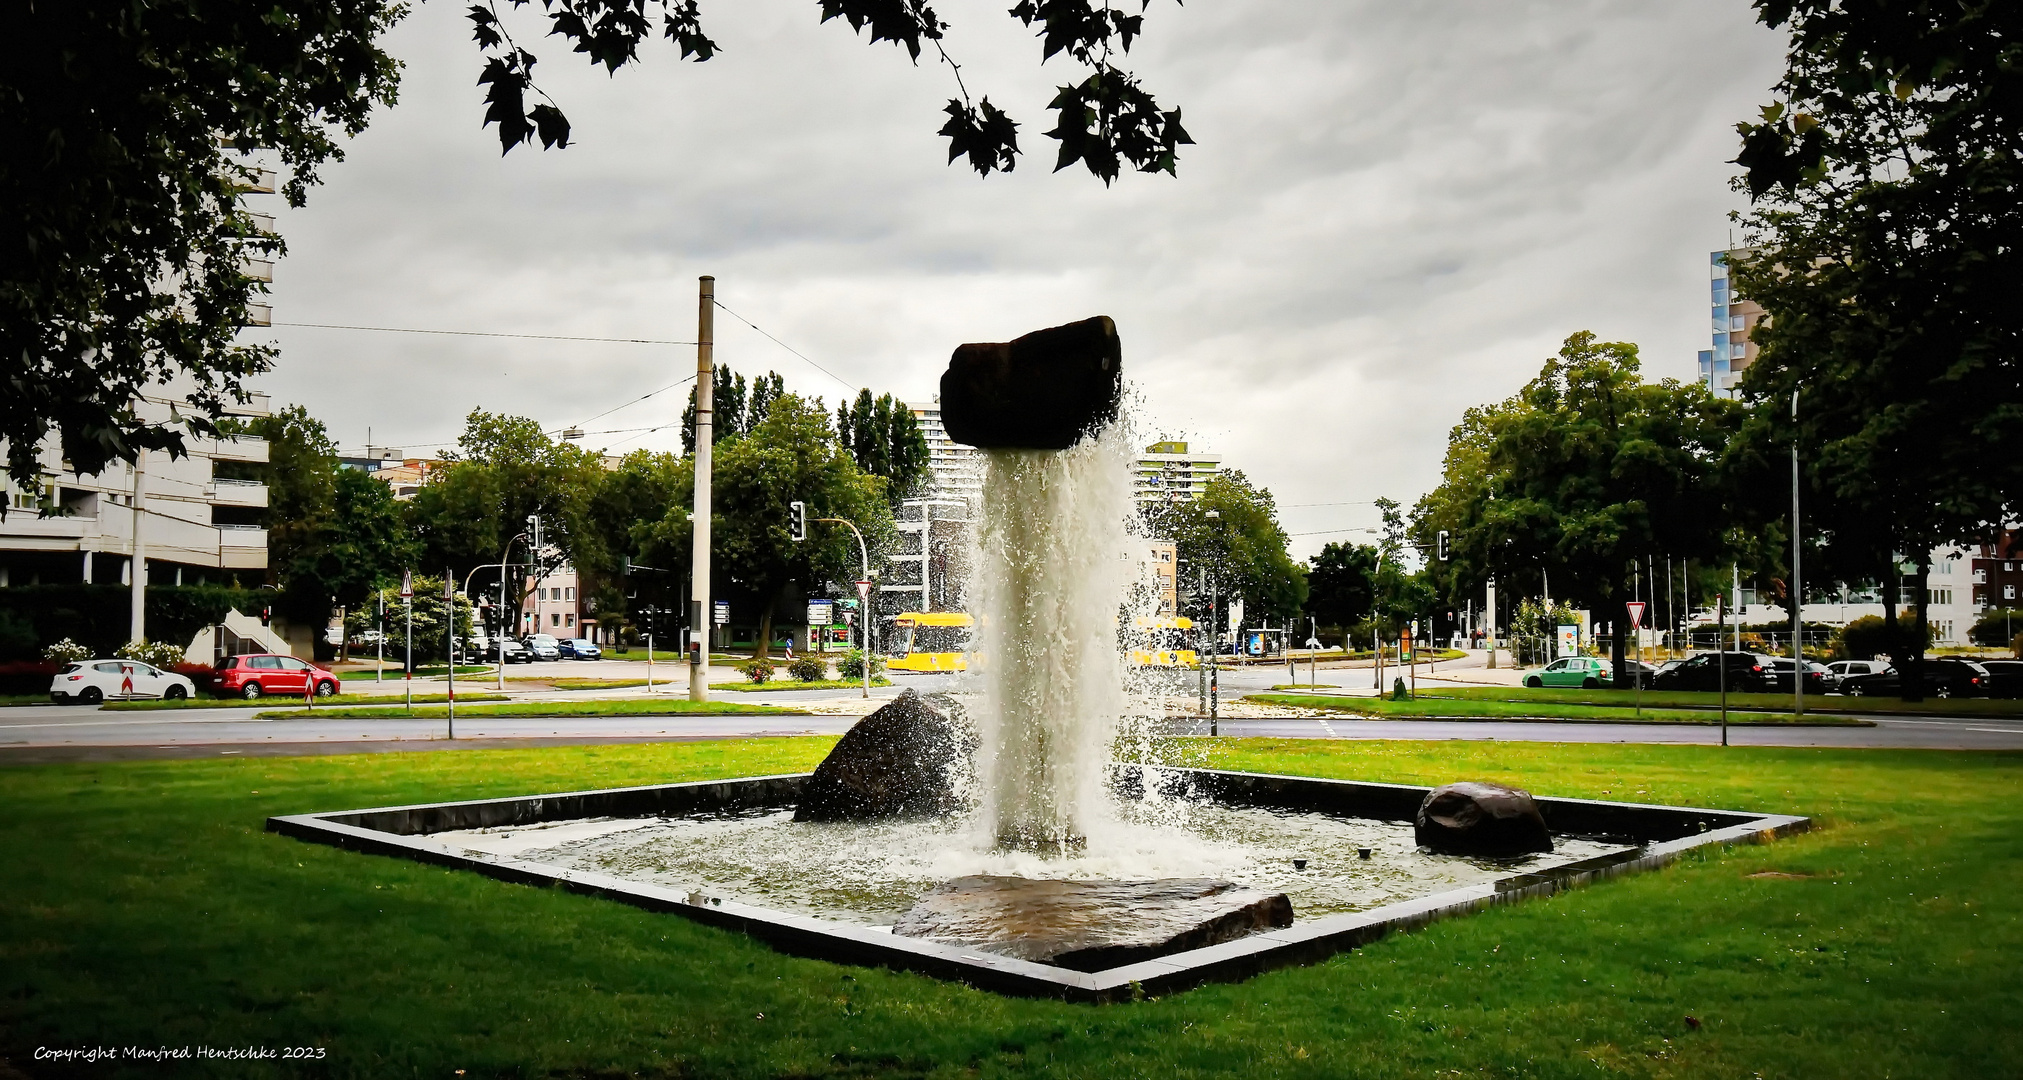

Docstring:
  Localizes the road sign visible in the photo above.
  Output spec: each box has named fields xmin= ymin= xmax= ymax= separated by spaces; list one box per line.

xmin=856 ymin=579 xmax=871 ymax=603
xmin=1626 ymin=601 xmax=1647 ymax=630
xmin=400 ymin=570 xmax=412 ymax=598
xmin=712 ymin=600 xmax=730 ymax=626
xmin=807 ymin=600 xmax=834 ymax=626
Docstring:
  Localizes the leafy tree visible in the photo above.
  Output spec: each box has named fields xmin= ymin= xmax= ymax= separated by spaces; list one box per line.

xmin=408 ymin=409 xmax=605 ymax=590
xmin=584 ymin=450 xmax=692 ymax=633
xmin=463 ymin=0 xmax=1191 ymax=182
xmin=305 ymin=468 xmax=422 ymax=658
xmin=707 ymin=394 xmax=893 ymax=658
xmin=234 ymin=406 xmax=339 ymax=625
xmin=2 ymin=1 xmax=402 ymax=490
xmin=1146 ymin=471 xmax=1308 ymax=632
xmin=837 ymin=390 xmax=932 ymax=505
xmin=1728 ymin=0 xmax=2021 ymax=699
xmin=680 ymin=367 xmax=792 ymax=454
xmin=1413 ymin=332 xmax=1743 ymax=677
xmin=1305 ymin=542 xmax=1379 ymax=635
xmin=349 ymin=576 xmax=476 ymax=667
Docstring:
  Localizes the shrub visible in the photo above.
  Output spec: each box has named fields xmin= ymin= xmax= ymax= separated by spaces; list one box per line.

xmin=1832 ymin=613 xmax=1937 ymax=661
xmin=0 ymin=659 xmax=60 ymax=695
xmin=42 ymin=638 xmax=92 ymax=665
xmin=787 ymin=655 xmax=827 ymax=682
xmin=1970 ymin=608 xmax=2020 ymax=647
xmin=744 ymin=658 xmax=775 ymax=684
xmin=837 ymin=648 xmax=885 ymax=680
xmin=116 ymin=640 xmax=189 ymax=668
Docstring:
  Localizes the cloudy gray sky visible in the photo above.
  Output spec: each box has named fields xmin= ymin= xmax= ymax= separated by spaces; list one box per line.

xmin=260 ymin=0 xmax=1787 ymax=557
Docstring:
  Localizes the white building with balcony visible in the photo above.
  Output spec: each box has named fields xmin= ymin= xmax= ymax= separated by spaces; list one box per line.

xmin=0 ymin=388 xmax=275 ymax=592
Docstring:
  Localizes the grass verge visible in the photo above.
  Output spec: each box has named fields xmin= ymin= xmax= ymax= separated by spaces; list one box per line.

xmin=102 ymin=693 xmax=508 ymax=711
xmin=711 ymin=677 xmax=896 ymax=692
xmin=253 ymin=698 xmax=805 ymax=719
xmin=2 ymin=739 xmax=2018 ymax=1077
xmin=1417 ymin=685 xmax=2023 ymax=717
xmin=1246 ymin=692 xmax=1868 ymax=726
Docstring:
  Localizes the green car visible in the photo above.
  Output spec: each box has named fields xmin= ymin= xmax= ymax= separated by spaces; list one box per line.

xmin=1524 ymin=656 xmax=1612 ymax=689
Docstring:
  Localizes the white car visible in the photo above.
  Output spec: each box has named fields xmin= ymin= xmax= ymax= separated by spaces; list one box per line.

xmin=50 ymin=659 xmax=197 ymax=704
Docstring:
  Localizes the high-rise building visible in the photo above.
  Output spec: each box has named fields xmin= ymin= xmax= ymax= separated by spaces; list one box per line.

xmin=1697 ymin=249 xmax=1767 ymax=397
xmin=905 ymin=399 xmax=982 ymax=506
xmin=1135 ymin=441 xmax=1222 ymax=504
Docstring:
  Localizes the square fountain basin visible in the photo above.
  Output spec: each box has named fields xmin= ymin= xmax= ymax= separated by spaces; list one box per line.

xmin=267 ymin=767 xmax=1808 ymax=1002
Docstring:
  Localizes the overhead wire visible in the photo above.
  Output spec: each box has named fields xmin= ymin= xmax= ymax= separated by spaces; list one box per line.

xmin=710 ymin=298 xmax=859 ymax=394
xmin=274 ymin=321 xmax=696 ymax=346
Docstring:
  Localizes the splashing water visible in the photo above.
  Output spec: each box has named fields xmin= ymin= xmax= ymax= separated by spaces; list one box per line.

xmin=969 ymin=422 xmax=1139 ymax=851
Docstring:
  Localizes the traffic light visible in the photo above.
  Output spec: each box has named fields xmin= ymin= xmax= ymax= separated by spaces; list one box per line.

xmin=789 ymin=500 xmax=807 ymax=542
xmin=1436 ymin=530 xmax=1451 ymax=561
xmin=259 ymin=605 xmax=271 ymax=626
xmin=619 ymin=554 xmax=631 ymax=577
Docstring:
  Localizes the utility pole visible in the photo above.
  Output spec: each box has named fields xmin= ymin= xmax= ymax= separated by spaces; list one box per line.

xmin=1485 ymin=576 xmax=1497 ymax=669
xmin=1791 ymin=388 xmax=1805 ymax=717
xmin=689 ymin=274 xmax=715 ymax=703
xmin=1718 ymin=591 xmax=1729 ymax=747
xmin=1209 ymin=572 xmax=1219 ymax=736
xmin=444 ymin=570 xmax=456 ymax=740
xmin=129 ymin=449 xmax=147 ymax=644
xmin=375 ymin=590 xmax=384 ymax=684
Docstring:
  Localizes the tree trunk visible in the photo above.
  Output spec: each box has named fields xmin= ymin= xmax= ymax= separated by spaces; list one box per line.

xmin=752 ymin=582 xmax=786 ymax=660
xmin=1905 ymin=561 xmax=1929 ymax=703
xmin=1609 ymin=595 xmax=1627 ymax=685
xmin=1882 ymin=559 xmax=1901 ymax=667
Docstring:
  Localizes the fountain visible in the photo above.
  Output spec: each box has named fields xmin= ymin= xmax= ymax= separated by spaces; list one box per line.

xmin=268 ymin=315 xmax=1811 ymax=1001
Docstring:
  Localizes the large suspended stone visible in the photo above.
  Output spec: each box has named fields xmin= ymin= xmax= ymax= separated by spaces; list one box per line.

xmin=938 ymin=316 xmax=1123 ymax=450
xmin=794 ymin=689 xmax=967 ymax=822
xmin=1414 ymin=781 xmax=1554 ymax=856
xmin=892 ymin=875 xmax=1293 ymax=971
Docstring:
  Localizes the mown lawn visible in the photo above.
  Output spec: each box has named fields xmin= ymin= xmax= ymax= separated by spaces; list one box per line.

xmin=710 ymin=677 xmax=895 ymax=693
xmin=2 ymin=739 xmax=2018 ymax=1078
xmin=1245 ymin=692 xmax=1865 ymax=726
xmin=254 ymin=698 xmax=805 ymax=720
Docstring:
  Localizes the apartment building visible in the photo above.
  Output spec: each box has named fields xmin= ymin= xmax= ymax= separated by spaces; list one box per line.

xmin=523 ymin=563 xmax=588 ymax=638
xmin=1697 ymin=249 xmax=1768 ymax=398
xmin=904 ymin=399 xmax=982 ymax=506
xmin=1969 ymin=532 xmax=2023 ymax=615
xmin=1135 ymin=441 xmax=1223 ymax=504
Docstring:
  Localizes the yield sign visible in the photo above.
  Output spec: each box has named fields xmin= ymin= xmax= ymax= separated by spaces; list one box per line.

xmin=1625 ymin=601 xmax=1647 ymax=630
xmin=855 ymin=579 xmax=871 ymax=602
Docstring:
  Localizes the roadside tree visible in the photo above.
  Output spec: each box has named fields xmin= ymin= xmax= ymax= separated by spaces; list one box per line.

xmin=1148 ymin=472 xmax=1308 ymax=634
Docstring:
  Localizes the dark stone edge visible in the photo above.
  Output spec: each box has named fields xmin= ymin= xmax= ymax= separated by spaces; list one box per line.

xmin=267 ymin=767 xmax=1809 ymax=1003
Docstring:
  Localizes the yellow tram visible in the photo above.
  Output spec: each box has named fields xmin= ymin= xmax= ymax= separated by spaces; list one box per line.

xmin=1130 ymin=616 xmax=1198 ymax=667
xmin=887 ymin=612 xmax=973 ymax=672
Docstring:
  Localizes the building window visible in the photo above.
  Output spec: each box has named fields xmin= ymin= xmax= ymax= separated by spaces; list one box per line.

xmin=551 ymin=613 xmax=561 ymax=627
xmin=566 ymin=587 xmax=575 ymax=601
xmin=1928 ymin=588 xmax=1953 ymax=606
xmin=2008 ymin=585 xmax=2017 ymax=601
xmin=565 ymin=614 xmax=575 ymax=627
xmin=1975 ymin=569 xmax=1988 ymax=583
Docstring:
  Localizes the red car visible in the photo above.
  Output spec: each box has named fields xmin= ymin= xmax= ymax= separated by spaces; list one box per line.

xmin=210 ymin=653 xmax=340 ymax=699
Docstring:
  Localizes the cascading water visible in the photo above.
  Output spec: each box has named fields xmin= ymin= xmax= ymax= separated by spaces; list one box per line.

xmin=968 ymin=422 xmax=1139 ymax=851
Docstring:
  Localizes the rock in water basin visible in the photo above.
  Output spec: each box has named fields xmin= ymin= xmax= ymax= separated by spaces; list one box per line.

xmin=892 ymin=875 xmax=1293 ymax=971
xmin=794 ymin=689 xmax=967 ymax=822
xmin=1414 ymin=781 xmax=1554 ymax=856
xmin=938 ymin=316 xmax=1122 ymax=450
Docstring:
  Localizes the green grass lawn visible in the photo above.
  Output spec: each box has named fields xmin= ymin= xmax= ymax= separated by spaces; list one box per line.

xmin=1415 ymin=685 xmax=2023 ymax=718
xmin=711 ymin=677 xmax=895 ymax=692
xmin=253 ymin=698 xmax=806 ymax=720
xmin=4 ymin=739 xmax=2019 ymax=1077
xmin=101 ymin=693 xmax=509 ymax=711
xmin=1246 ymin=692 xmax=1867 ymax=726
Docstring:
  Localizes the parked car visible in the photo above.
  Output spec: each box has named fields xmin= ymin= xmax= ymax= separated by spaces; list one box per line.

xmin=521 ymin=634 xmax=562 ymax=661
xmin=1616 ymin=659 xmax=1663 ymax=686
xmin=1827 ymin=659 xmax=1890 ymax=682
xmin=557 ymin=638 xmax=602 ymax=660
xmin=493 ymin=638 xmax=533 ymax=664
xmin=49 ymin=659 xmax=197 ymax=704
xmin=1650 ymin=652 xmax=1779 ymax=693
xmin=209 ymin=653 xmax=341 ymax=699
xmin=1766 ymin=658 xmax=1838 ymax=695
xmin=1840 ymin=658 xmax=1989 ymax=698
xmin=1977 ymin=659 xmax=2023 ymax=699
xmin=1523 ymin=656 xmax=1613 ymax=689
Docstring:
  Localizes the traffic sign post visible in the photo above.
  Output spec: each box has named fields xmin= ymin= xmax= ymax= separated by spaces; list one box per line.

xmin=1626 ymin=601 xmax=1647 ymax=717
xmin=445 ymin=571 xmax=456 ymax=740
xmin=855 ymin=580 xmax=872 ymax=699
xmin=401 ymin=570 xmax=413 ymax=713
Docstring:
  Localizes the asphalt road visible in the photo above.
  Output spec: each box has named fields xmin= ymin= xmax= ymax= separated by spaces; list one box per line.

xmin=5 ymin=654 xmax=2020 ymax=762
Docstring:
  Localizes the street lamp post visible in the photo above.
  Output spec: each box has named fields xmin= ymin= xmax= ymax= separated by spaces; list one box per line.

xmin=1791 ymin=388 xmax=1804 ymax=717
xmin=1205 ymin=509 xmax=1221 ymax=736
xmin=810 ymin=516 xmax=873 ymax=698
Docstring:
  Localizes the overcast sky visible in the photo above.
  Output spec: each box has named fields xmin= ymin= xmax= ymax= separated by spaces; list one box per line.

xmin=259 ymin=0 xmax=1787 ymax=558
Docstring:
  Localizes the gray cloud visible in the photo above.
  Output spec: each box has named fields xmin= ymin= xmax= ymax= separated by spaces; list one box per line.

xmin=258 ymin=0 xmax=1785 ymax=554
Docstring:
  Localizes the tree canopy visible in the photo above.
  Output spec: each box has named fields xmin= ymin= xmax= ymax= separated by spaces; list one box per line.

xmin=2 ymin=1 xmax=402 ymax=490
xmin=1146 ymin=471 xmax=1308 ymax=631
xmin=1412 ymin=332 xmax=1742 ymax=665
xmin=836 ymin=390 xmax=931 ymax=506
xmin=464 ymin=0 xmax=1191 ymax=182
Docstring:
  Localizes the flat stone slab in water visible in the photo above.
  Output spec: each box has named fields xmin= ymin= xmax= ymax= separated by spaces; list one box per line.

xmin=891 ymin=875 xmax=1293 ymax=972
